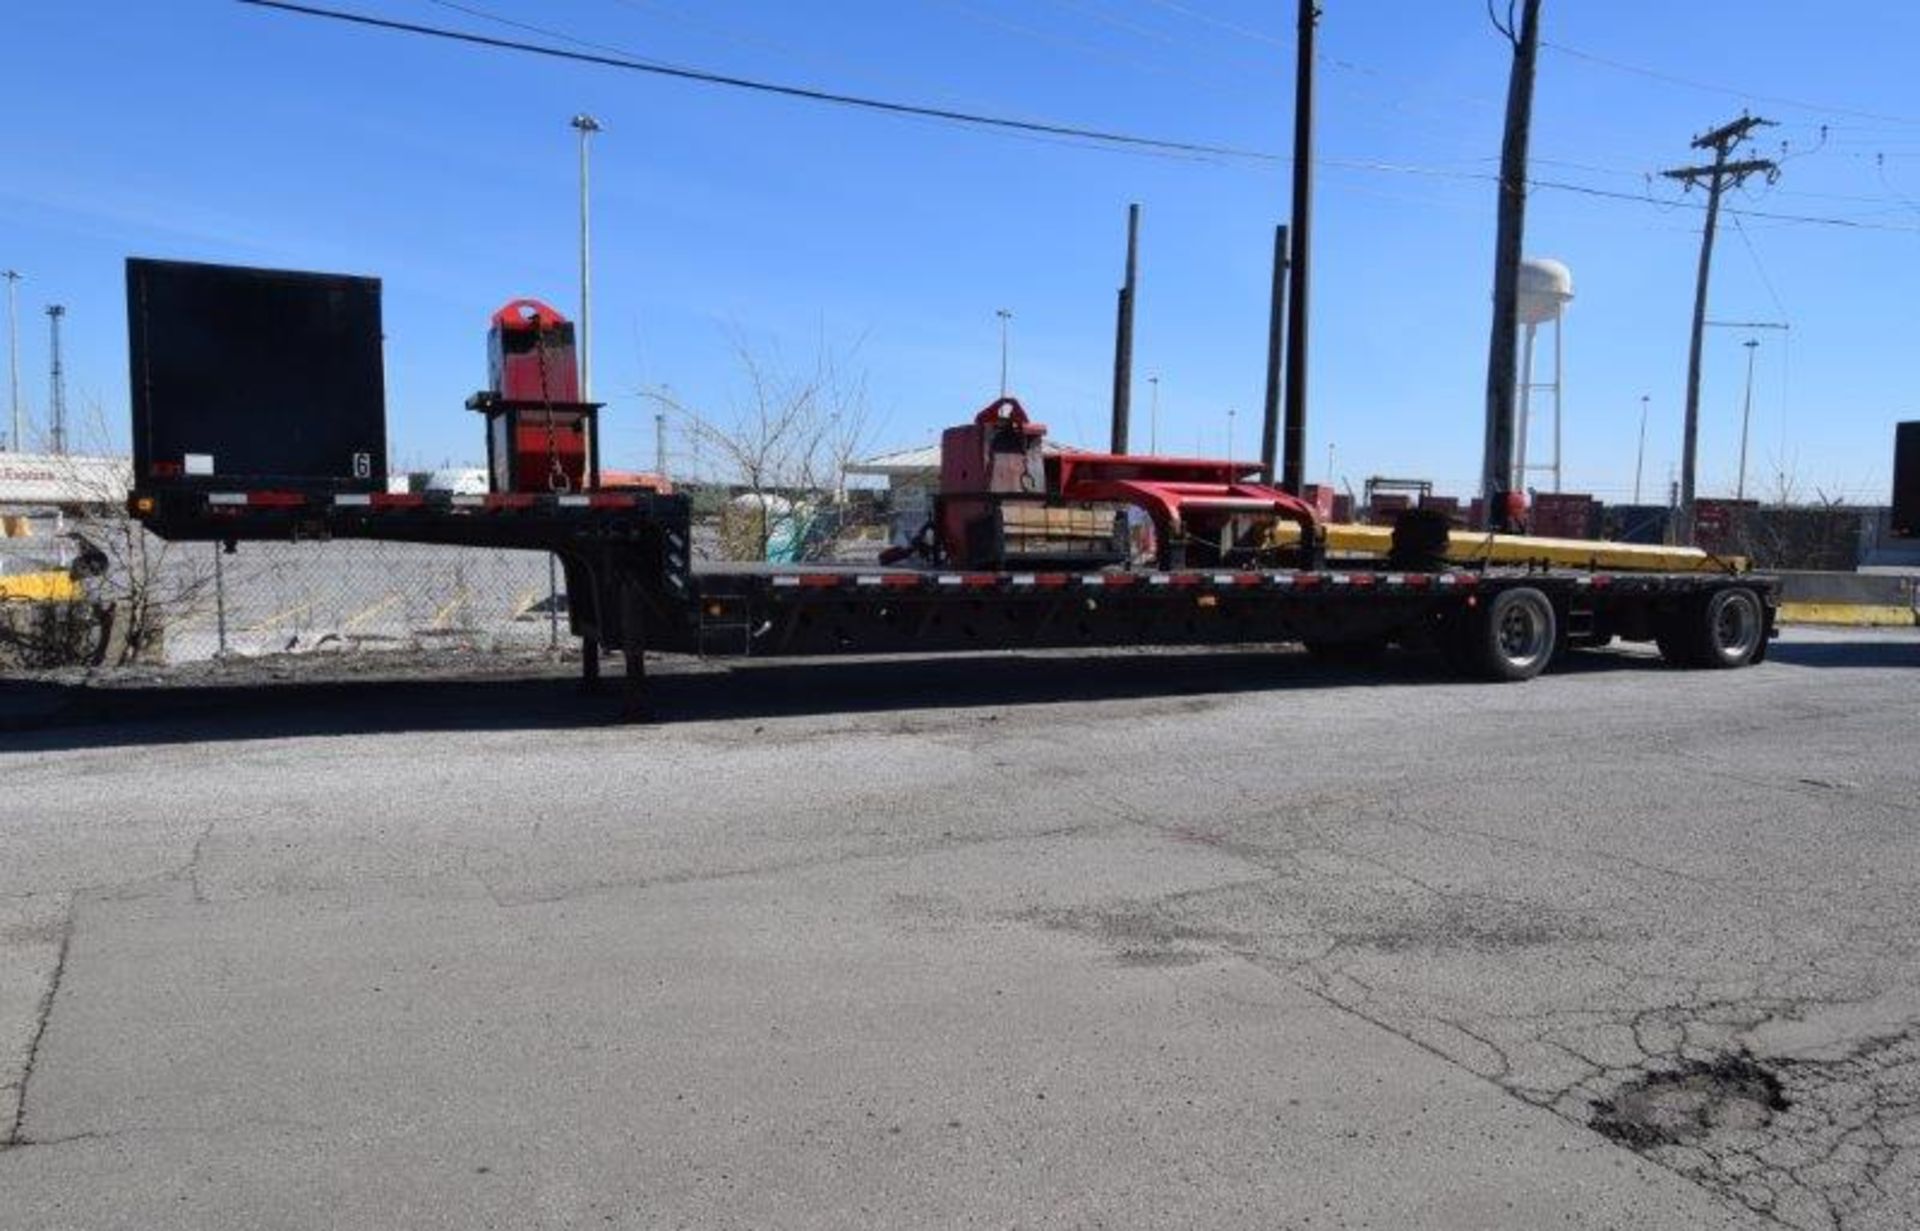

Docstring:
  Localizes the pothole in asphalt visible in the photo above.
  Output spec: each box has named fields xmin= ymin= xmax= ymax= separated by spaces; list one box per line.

xmin=1588 ymin=1053 xmax=1789 ymax=1149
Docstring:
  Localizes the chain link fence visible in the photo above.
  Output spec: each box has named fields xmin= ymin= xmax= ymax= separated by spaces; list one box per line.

xmin=174 ymin=538 xmax=568 ymax=662
xmin=6 ymin=501 xmax=894 ymax=668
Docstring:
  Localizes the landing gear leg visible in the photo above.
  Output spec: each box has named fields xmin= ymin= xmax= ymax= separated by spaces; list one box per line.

xmin=619 ymin=576 xmax=649 ymax=723
xmin=580 ymin=636 xmax=601 ymax=693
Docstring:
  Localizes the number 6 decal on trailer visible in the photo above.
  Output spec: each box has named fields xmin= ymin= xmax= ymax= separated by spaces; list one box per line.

xmin=352 ymin=452 xmax=372 ymax=479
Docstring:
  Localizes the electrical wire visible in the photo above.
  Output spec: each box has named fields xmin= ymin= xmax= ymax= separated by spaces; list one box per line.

xmin=1543 ymin=40 xmax=1920 ymax=130
xmin=237 ymin=0 xmax=1282 ymax=162
xmin=238 ymin=0 xmax=1920 ymax=235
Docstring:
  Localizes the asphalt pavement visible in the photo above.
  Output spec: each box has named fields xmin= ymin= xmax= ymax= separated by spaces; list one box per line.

xmin=2 ymin=629 xmax=1916 ymax=1229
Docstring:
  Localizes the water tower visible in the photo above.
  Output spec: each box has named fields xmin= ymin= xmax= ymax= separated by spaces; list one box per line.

xmin=1514 ymin=257 xmax=1573 ymax=492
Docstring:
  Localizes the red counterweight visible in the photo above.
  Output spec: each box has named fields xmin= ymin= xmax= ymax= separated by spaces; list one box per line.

xmin=490 ymin=299 xmax=580 ymax=402
xmin=467 ymin=299 xmax=601 ymax=494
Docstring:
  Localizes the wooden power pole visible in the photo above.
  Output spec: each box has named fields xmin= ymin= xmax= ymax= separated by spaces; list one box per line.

xmin=1661 ymin=115 xmax=1776 ymax=543
xmin=1479 ymin=0 xmax=1543 ymax=531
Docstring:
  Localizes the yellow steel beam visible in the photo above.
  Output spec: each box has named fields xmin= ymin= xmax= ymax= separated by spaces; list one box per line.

xmin=0 ymin=570 xmax=81 ymax=601
xmin=1271 ymin=522 xmax=1747 ymax=574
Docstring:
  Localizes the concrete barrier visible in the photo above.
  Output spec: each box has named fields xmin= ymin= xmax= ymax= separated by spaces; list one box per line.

xmin=1773 ymin=571 xmax=1917 ymax=626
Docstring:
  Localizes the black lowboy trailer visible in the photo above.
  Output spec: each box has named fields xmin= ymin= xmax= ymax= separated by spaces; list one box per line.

xmin=123 ymin=258 xmax=1776 ymax=718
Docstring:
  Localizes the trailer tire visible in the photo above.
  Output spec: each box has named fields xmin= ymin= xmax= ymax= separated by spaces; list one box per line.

xmin=1653 ymin=616 xmax=1696 ymax=668
xmin=1687 ymin=587 xmax=1765 ymax=669
xmin=1462 ymin=587 xmax=1556 ymax=682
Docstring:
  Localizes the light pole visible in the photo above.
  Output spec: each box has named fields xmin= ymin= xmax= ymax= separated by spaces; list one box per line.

xmin=45 ymin=305 xmax=66 ymax=456
xmin=570 ymin=113 xmax=602 ymax=400
xmin=995 ymin=308 xmax=1012 ymax=397
xmin=1736 ymin=338 xmax=1759 ymax=500
xmin=3 ymin=270 xmax=19 ymax=452
xmin=1226 ymin=407 xmax=1237 ymax=465
xmin=1634 ymin=394 xmax=1649 ymax=505
xmin=1147 ymin=374 xmax=1159 ymax=454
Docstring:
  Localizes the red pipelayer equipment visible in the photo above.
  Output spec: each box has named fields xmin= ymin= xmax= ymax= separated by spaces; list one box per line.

xmin=934 ymin=398 xmax=1321 ymax=567
xmin=1047 ymin=450 xmax=1321 ymax=567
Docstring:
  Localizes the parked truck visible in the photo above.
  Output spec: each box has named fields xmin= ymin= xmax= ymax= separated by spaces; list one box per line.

xmin=125 ymin=257 xmax=1776 ymax=716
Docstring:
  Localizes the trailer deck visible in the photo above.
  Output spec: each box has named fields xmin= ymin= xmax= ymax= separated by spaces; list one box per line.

xmin=131 ymin=483 xmax=1779 ymax=717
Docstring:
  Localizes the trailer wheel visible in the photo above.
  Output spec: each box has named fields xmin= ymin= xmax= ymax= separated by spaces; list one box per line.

xmin=1653 ymin=618 xmax=1693 ymax=667
xmin=1687 ymin=587 xmax=1765 ymax=669
xmin=1462 ymin=587 xmax=1556 ymax=682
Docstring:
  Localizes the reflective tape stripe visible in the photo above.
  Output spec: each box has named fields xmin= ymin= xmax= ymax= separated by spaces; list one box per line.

xmin=334 ymin=494 xmax=372 ymax=507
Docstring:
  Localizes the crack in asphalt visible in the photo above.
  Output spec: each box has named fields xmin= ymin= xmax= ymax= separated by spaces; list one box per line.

xmin=1019 ymin=794 xmax=1920 ymax=1231
xmin=2 ymin=904 xmax=73 ymax=1152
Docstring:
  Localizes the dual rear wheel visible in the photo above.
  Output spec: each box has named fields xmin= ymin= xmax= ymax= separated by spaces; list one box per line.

xmin=1656 ymin=587 xmax=1766 ymax=669
xmin=1448 ymin=584 xmax=1766 ymax=680
xmin=1448 ymin=586 xmax=1557 ymax=682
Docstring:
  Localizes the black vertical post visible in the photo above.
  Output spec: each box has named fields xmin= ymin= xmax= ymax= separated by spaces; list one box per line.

xmin=1479 ymin=0 xmax=1543 ymax=531
xmin=1111 ymin=202 xmax=1140 ymax=454
xmin=1282 ymin=2 xmax=1317 ymax=496
xmin=1263 ymin=223 xmax=1292 ymax=488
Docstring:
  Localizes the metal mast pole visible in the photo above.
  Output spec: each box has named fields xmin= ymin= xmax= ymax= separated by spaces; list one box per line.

xmin=1281 ymin=1 xmax=1319 ymax=498
xmin=1110 ymin=204 xmax=1140 ymax=453
xmin=571 ymin=114 xmax=601 ymax=400
xmin=1263 ymin=223 xmax=1292 ymax=487
xmin=46 ymin=305 xmax=66 ymax=456
xmin=1737 ymin=337 xmax=1759 ymax=500
xmin=1147 ymin=374 xmax=1159 ymax=454
xmin=3 ymin=270 xmax=19 ymax=452
xmin=1634 ymin=395 xmax=1648 ymax=505
xmin=1478 ymin=0 xmax=1543 ymax=531
xmin=996 ymin=308 xmax=1012 ymax=397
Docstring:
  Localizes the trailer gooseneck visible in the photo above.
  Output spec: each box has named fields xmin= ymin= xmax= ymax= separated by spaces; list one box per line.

xmin=124 ymin=258 xmax=1776 ymax=719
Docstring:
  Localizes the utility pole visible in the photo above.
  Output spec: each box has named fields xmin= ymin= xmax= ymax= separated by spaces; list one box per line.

xmin=996 ymin=308 xmax=1013 ymax=397
xmin=45 ymin=305 xmax=67 ymax=456
xmin=654 ymin=411 xmax=668 ymax=480
xmin=1661 ymin=113 xmax=1777 ymax=542
xmin=1226 ymin=407 xmax=1237 ymax=467
xmin=1736 ymin=337 xmax=1759 ymax=500
xmin=1478 ymin=0 xmax=1543 ymax=532
xmin=3 ymin=270 xmax=20 ymax=452
xmin=1634 ymin=394 xmax=1649 ymax=505
xmin=1262 ymin=223 xmax=1292 ymax=487
xmin=1281 ymin=1 xmax=1318 ymax=497
xmin=1110 ymin=203 xmax=1140 ymax=454
xmin=570 ymin=113 xmax=602 ymax=400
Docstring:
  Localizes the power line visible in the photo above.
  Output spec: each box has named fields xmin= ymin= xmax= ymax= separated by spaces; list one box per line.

xmin=237 ymin=0 xmax=1280 ymax=162
xmin=1544 ymin=40 xmax=1920 ymax=130
xmin=235 ymin=0 xmax=1920 ymax=235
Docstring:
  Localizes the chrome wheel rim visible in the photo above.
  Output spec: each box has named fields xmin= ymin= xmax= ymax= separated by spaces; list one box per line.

xmin=1714 ymin=594 xmax=1759 ymax=658
xmin=1497 ymin=600 xmax=1549 ymax=667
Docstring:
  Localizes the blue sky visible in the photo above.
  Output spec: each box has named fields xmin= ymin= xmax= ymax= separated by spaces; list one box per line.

xmin=6 ymin=0 xmax=1918 ymax=502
